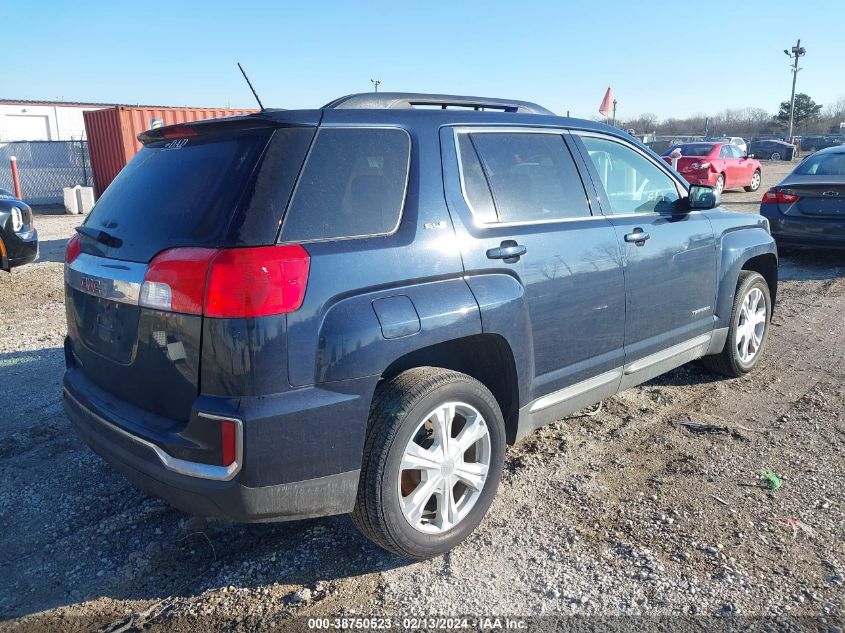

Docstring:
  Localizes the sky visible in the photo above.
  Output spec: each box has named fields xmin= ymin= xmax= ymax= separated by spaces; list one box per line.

xmin=4 ymin=0 xmax=845 ymax=121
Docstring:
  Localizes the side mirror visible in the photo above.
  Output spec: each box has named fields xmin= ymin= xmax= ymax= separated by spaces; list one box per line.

xmin=688 ymin=184 xmax=719 ymax=210
xmin=748 ymin=153 xmax=755 ymax=159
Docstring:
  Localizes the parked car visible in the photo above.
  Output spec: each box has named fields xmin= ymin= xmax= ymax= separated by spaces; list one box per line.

xmin=760 ymin=144 xmax=845 ymax=250
xmin=661 ymin=142 xmax=762 ymax=194
xmin=0 ymin=188 xmax=38 ymax=271
xmin=748 ymin=139 xmax=797 ymax=161
xmin=799 ymin=135 xmax=845 ymax=153
xmin=63 ymin=92 xmax=777 ymax=559
xmin=704 ymin=136 xmax=748 ymax=155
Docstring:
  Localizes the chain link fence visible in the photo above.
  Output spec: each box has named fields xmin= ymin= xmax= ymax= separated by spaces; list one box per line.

xmin=0 ymin=141 xmax=91 ymax=205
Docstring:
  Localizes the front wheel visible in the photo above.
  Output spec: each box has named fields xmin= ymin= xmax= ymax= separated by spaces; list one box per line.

xmin=701 ymin=271 xmax=771 ymax=377
xmin=352 ymin=367 xmax=506 ymax=559
xmin=744 ymin=170 xmax=762 ymax=192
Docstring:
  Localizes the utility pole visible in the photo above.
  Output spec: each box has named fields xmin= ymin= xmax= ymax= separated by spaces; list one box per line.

xmin=784 ymin=39 xmax=806 ymax=142
xmin=370 ymin=79 xmax=381 ymax=93
xmin=612 ymin=99 xmax=617 ymax=127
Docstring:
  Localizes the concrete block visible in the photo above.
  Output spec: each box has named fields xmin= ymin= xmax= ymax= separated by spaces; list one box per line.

xmin=76 ymin=187 xmax=95 ymax=214
xmin=63 ymin=187 xmax=80 ymax=215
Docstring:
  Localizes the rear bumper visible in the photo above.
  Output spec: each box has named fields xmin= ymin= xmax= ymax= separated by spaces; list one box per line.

xmin=680 ymin=171 xmax=718 ymax=187
xmin=760 ymin=204 xmax=845 ymax=248
xmin=63 ymin=369 xmax=375 ymax=522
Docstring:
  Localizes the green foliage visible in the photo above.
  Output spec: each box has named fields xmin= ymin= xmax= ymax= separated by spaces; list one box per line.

xmin=775 ymin=93 xmax=823 ymax=130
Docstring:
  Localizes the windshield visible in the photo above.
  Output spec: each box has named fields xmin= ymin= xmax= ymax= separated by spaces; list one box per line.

xmin=794 ymin=152 xmax=845 ymax=177
xmin=663 ymin=144 xmax=714 ymax=157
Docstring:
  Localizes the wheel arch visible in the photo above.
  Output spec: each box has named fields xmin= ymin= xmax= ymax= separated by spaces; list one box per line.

xmin=741 ymin=253 xmax=778 ymax=312
xmin=715 ymin=227 xmax=778 ymax=325
xmin=380 ymin=334 xmax=522 ymax=443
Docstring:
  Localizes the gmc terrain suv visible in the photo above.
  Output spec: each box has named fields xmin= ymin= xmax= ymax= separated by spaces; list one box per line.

xmin=64 ymin=93 xmax=777 ymax=559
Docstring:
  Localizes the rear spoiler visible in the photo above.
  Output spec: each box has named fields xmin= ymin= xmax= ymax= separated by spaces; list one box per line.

xmin=138 ymin=109 xmax=321 ymax=144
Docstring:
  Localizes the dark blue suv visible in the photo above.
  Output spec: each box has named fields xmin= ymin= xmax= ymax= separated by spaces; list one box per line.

xmin=63 ymin=93 xmax=777 ymax=559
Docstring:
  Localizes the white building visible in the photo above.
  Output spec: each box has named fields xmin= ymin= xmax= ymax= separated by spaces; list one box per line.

xmin=0 ymin=100 xmax=113 ymax=142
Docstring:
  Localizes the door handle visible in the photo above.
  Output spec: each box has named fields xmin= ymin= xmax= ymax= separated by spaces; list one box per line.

xmin=624 ymin=229 xmax=650 ymax=245
xmin=486 ymin=240 xmax=527 ymax=262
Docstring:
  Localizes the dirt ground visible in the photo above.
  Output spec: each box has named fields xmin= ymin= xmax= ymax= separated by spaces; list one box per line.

xmin=2 ymin=161 xmax=844 ymax=631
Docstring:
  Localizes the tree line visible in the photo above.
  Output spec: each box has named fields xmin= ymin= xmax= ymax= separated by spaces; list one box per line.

xmin=621 ymin=94 xmax=845 ymax=137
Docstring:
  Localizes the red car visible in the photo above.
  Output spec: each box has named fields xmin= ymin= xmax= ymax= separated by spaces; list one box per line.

xmin=661 ymin=142 xmax=762 ymax=194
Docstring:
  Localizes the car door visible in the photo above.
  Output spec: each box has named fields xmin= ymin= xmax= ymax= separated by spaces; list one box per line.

xmin=718 ymin=144 xmax=740 ymax=187
xmin=734 ymin=144 xmax=756 ymax=183
xmin=440 ymin=127 xmax=626 ymax=405
xmin=570 ymin=132 xmax=717 ymax=381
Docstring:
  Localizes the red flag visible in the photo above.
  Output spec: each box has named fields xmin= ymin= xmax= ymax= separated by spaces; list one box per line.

xmin=599 ymin=86 xmax=613 ymax=117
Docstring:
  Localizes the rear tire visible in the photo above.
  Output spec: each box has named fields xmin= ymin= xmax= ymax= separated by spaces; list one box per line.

xmin=770 ymin=151 xmax=781 ymax=161
xmin=744 ymin=170 xmax=762 ymax=192
xmin=352 ymin=367 xmax=506 ymax=560
xmin=714 ymin=174 xmax=725 ymax=195
xmin=701 ymin=271 xmax=771 ymax=378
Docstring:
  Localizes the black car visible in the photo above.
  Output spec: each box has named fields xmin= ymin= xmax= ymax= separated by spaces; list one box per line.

xmin=760 ymin=145 xmax=845 ymax=249
xmin=63 ymin=92 xmax=777 ymax=559
xmin=799 ymin=135 xmax=845 ymax=154
xmin=748 ymin=139 xmax=797 ymax=161
xmin=0 ymin=188 xmax=38 ymax=271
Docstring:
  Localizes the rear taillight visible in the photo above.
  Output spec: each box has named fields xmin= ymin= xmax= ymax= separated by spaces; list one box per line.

xmin=140 ymin=248 xmax=216 ymax=314
xmin=65 ymin=234 xmax=82 ymax=263
xmin=762 ymin=189 xmax=799 ymax=204
xmin=140 ymin=245 xmax=310 ymax=318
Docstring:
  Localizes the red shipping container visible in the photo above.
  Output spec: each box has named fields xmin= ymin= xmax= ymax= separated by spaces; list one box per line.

xmin=84 ymin=106 xmax=257 ymax=196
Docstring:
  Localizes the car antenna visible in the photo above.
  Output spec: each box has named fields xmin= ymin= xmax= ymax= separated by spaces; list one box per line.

xmin=237 ymin=62 xmax=265 ymax=111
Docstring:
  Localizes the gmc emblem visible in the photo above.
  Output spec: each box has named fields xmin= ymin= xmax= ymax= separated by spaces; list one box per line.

xmin=80 ymin=276 xmax=106 ymax=296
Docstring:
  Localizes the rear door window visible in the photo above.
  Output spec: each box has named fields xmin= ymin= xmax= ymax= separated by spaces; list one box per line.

xmin=279 ymin=128 xmax=411 ymax=242
xmin=457 ymin=132 xmax=591 ymax=223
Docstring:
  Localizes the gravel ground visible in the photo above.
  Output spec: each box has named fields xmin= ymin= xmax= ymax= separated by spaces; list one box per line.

xmin=2 ymin=162 xmax=844 ymax=631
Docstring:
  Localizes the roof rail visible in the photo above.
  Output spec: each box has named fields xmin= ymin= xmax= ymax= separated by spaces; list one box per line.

xmin=323 ymin=92 xmax=554 ymax=115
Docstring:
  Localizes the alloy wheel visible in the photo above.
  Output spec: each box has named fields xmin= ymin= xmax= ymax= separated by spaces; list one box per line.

xmin=750 ymin=171 xmax=761 ymax=191
xmin=397 ymin=401 xmax=491 ymax=534
xmin=736 ymin=287 xmax=767 ymax=363
xmin=715 ymin=175 xmax=724 ymax=195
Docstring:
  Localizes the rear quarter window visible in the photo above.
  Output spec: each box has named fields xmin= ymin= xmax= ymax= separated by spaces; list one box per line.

xmin=279 ymin=127 xmax=411 ymax=243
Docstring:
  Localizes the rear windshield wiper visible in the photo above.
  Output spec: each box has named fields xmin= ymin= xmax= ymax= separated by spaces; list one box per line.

xmin=76 ymin=225 xmax=123 ymax=248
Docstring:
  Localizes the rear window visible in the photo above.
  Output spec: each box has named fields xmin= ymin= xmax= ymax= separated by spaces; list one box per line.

xmin=663 ymin=144 xmax=714 ymax=157
xmin=84 ymin=129 xmax=273 ymax=262
xmin=279 ymin=128 xmax=411 ymax=242
xmin=794 ymin=152 xmax=845 ymax=176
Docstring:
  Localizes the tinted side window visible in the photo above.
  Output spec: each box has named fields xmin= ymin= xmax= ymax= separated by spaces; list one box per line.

xmin=579 ymin=135 xmax=680 ymax=214
xmin=456 ymin=134 xmax=497 ymax=223
xmin=280 ymin=128 xmax=410 ymax=242
xmin=459 ymin=132 xmax=591 ymax=223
